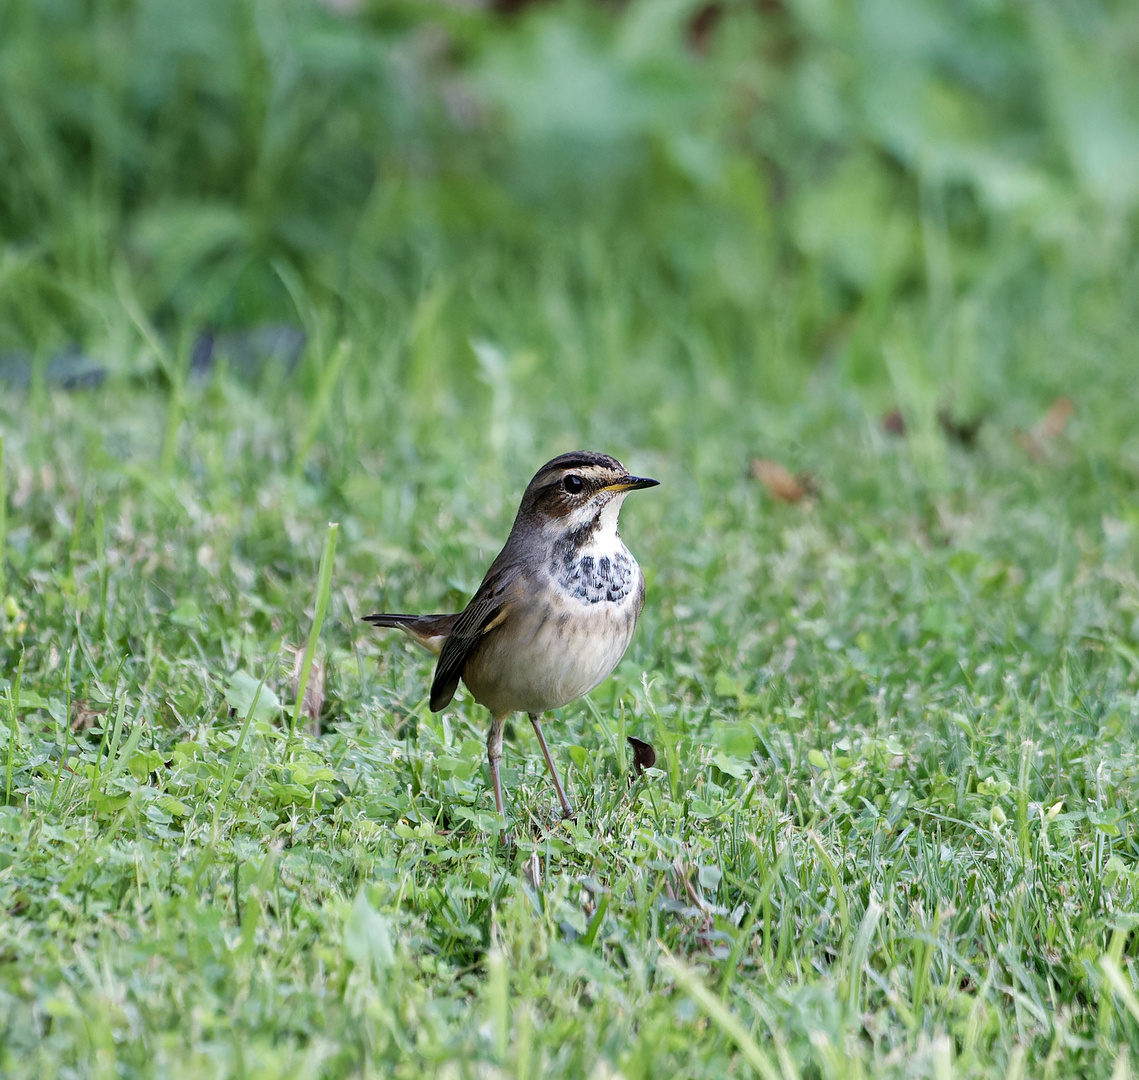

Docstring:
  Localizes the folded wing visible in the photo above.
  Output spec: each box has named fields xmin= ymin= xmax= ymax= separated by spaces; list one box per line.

xmin=430 ymin=563 xmax=523 ymax=712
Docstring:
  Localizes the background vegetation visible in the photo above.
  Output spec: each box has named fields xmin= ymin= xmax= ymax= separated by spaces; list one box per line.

xmin=2 ymin=0 xmax=1139 ymax=1075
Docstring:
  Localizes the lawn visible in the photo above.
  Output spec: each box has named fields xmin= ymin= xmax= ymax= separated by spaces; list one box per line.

xmin=2 ymin=1 xmax=1139 ymax=1076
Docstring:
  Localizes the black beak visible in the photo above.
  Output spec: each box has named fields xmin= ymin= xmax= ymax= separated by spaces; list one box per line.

xmin=607 ymin=475 xmax=660 ymax=493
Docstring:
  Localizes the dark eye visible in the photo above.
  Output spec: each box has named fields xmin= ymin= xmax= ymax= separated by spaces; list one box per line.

xmin=563 ymin=474 xmax=584 ymax=494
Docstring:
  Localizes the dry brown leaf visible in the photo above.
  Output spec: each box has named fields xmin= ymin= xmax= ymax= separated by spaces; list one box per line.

xmin=1018 ymin=396 xmax=1075 ymax=459
xmin=750 ymin=458 xmax=816 ymax=503
xmin=881 ymin=409 xmax=906 ymax=436
xmin=627 ymin=736 xmax=657 ymax=776
xmin=687 ymin=3 xmax=722 ymax=55
xmin=288 ymin=645 xmax=325 ymax=736
xmin=1015 ymin=431 xmax=1043 ymax=460
xmin=1037 ymin=396 xmax=1074 ymax=440
xmin=71 ymin=701 xmax=103 ymax=733
xmin=883 ymin=407 xmax=984 ymax=445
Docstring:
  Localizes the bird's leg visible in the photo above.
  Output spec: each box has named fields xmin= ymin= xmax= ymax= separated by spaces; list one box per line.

xmin=529 ymin=713 xmax=574 ymax=818
xmin=486 ymin=714 xmax=506 ymax=823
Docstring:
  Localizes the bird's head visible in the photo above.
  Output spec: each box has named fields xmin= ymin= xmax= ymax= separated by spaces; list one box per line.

xmin=515 ymin=451 xmax=659 ymax=540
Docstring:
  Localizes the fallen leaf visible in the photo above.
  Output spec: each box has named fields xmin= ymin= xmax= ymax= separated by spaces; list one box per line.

xmin=883 ymin=407 xmax=984 ymax=445
xmin=1014 ymin=431 xmax=1042 ymax=459
xmin=224 ymin=671 xmax=282 ymax=723
xmin=288 ymin=646 xmax=325 ymax=736
xmin=749 ymin=458 xmax=817 ymax=503
xmin=628 ymin=736 xmax=657 ymax=775
xmin=1017 ymin=396 xmax=1074 ymax=459
xmin=687 ymin=3 xmax=723 ymax=55
xmin=523 ymin=852 xmax=542 ymax=891
xmin=70 ymin=701 xmax=103 ymax=733
xmin=1037 ymin=396 xmax=1074 ymax=440
xmin=881 ymin=409 xmax=906 ymax=436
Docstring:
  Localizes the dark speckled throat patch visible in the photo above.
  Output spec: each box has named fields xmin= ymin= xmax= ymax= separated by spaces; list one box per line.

xmin=556 ymin=548 xmax=636 ymax=604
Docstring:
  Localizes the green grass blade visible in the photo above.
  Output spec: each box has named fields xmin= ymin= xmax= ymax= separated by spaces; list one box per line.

xmin=1101 ymin=956 xmax=1139 ymax=1027
xmin=288 ymin=522 xmax=339 ymax=748
xmin=211 ymin=652 xmax=281 ymax=842
xmin=662 ymin=950 xmax=782 ymax=1080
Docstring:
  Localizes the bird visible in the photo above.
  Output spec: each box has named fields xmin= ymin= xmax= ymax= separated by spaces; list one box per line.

xmin=364 ymin=451 xmax=658 ymax=823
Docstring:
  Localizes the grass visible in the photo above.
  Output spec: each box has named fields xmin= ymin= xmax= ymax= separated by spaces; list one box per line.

xmin=2 ymin=0 xmax=1139 ymax=1077
xmin=3 ymin=322 xmax=1138 ymax=1078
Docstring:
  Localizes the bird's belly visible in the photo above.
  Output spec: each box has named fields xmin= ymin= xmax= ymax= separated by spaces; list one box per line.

xmin=462 ymin=597 xmax=639 ymax=718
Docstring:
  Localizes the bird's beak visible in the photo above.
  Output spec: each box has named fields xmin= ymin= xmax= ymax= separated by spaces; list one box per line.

xmin=604 ymin=475 xmax=660 ymax=493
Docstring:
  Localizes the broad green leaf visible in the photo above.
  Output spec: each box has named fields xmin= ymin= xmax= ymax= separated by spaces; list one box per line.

xmin=344 ymin=891 xmax=394 ymax=978
xmin=224 ymin=672 xmax=281 ymax=724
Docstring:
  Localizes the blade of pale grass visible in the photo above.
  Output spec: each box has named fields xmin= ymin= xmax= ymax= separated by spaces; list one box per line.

xmin=288 ymin=522 xmax=339 ymax=750
xmin=720 ymin=887 xmax=761 ymax=999
xmin=4 ymin=649 xmax=24 ymax=805
xmin=48 ymin=645 xmax=73 ymax=814
xmin=809 ymin=831 xmax=850 ymax=933
xmin=211 ymin=650 xmax=282 ymax=844
xmin=88 ymin=687 xmax=126 ymax=813
xmin=113 ymin=263 xmax=187 ymax=473
xmin=662 ymin=949 xmax=782 ymax=1080
xmin=1101 ymin=956 xmax=1139 ymax=1026
xmin=848 ymin=895 xmax=884 ymax=1014
xmin=101 ymin=704 xmax=144 ymax=787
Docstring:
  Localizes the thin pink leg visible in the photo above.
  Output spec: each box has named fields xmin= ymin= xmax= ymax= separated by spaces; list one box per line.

xmin=486 ymin=716 xmax=507 ymax=836
xmin=529 ymin=713 xmax=574 ymax=818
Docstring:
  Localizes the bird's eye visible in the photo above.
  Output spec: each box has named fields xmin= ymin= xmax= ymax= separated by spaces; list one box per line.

xmin=563 ymin=475 xmax=585 ymax=494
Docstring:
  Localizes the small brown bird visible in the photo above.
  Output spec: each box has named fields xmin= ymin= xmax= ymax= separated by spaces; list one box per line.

xmin=365 ymin=451 xmax=658 ymax=821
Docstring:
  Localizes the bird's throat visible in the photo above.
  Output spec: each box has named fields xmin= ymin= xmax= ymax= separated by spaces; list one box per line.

xmin=550 ymin=504 xmax=636 ymax=606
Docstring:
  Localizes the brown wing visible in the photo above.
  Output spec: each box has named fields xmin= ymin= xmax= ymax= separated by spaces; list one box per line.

xmin=429 ymin=562 xmax=523 ymax=712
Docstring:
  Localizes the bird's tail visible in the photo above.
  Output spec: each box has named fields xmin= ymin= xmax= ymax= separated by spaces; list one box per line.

xmin=363 ymin=612 xmax=459 ymax=657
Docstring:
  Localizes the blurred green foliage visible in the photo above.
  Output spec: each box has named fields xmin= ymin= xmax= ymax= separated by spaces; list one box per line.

xmin=2 ymin=0 xmax=1138 ymax=428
